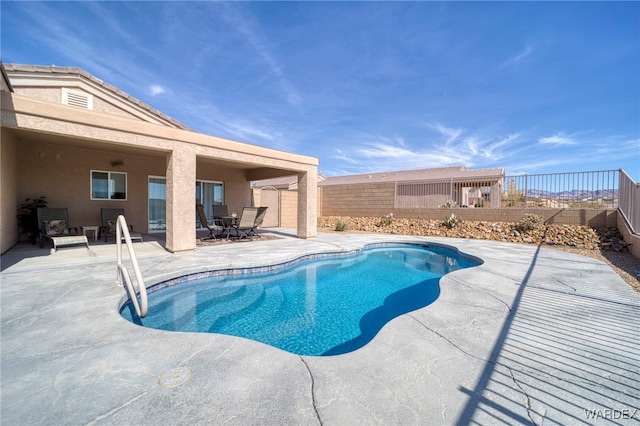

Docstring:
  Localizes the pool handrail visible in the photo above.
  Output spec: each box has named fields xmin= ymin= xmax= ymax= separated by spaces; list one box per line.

xmin=116 ymin=215 xmax=148 ymax=318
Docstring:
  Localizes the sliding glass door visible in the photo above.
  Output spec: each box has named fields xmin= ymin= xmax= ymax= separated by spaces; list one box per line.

xmin=148 ymin=176 xmax=167 ymax=231
xmin=196 ymin=180 xmax=224 ymax=225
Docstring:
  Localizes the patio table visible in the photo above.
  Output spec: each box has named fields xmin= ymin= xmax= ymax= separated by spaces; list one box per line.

xmin=82 ymin=225 xmax=99 ymax=242
xmin=216 ymin=216 xmax=238 ymax=239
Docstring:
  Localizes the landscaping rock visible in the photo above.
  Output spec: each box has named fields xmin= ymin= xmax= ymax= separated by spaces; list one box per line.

xmin=318 ymin=216 xmax=605 ymax=250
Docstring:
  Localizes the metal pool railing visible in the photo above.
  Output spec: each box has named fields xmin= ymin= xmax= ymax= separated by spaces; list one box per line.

xmin=116 ymin=215 xmax=148 ymax=318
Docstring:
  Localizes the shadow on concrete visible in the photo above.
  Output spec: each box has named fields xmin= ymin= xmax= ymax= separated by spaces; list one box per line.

xmin=0 ymin=242 xmax=52 ymax=271
xmin=455 ymin=243 xmax=640 ymax=424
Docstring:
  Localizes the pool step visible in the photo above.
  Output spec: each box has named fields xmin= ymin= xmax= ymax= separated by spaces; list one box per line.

xmin=205 ymin=283 xmax=268 ymax=331
xmin=157 ymin=284 xmax=265 ymax=332
xmin=402 ymin=252 xmax=458 ymax=275
xmin=223 ymin=287 xmax=287 ymax=340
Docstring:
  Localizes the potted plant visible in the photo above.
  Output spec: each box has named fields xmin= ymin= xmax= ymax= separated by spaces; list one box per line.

xmin=17 ymin=196 xmax=48 ymax=244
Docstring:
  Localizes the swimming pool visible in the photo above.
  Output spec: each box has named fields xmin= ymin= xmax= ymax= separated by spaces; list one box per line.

xmin=120 ymin=243 xmax=481 ymax=356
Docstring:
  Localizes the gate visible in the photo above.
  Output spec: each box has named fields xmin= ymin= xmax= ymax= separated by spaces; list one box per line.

xmin=259 ymin=187 xmax=280 ymax=227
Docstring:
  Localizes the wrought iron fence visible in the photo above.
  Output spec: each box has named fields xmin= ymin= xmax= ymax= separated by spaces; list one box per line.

xmin=393 ymin=169 xmax=636 ymax=232
xmin=618 ymin=169 xmax=639 ymax=234
xmin=502 ymin=170 xmax=620 ymax=209
xmin=396 ymin=179 xmax=501 ymax=209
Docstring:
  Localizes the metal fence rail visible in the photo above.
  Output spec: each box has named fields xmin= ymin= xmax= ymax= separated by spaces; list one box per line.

xmin=396 ymin=179 xmax=501 ymax=209
xmin=618 ymin=170 xmax=639 ymax=234
xmin=502 ymin=170 xmax=619 ymax=209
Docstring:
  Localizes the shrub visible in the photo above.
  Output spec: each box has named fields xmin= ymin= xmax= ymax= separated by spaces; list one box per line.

xmin=443 ymin=213 xmax=461 ymax=229
xmin=17 ymin=196 xmax=48 ymax=243
xmin=517 ymin=213 xmax=544 ymax=231
xmin=380 ymin=213 xmax=394 ymax=226
xmin=439 ymin=200 xmax=459 ymax=209
xmin=334 ymin=219 xmax=348 ymax=232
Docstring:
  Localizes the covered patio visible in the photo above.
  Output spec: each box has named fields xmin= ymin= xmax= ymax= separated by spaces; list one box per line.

xmin=1 ymin=64 xmax=318 ymax=255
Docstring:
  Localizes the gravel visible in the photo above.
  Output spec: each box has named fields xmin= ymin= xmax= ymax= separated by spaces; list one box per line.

xmin=319 ymin=216 xmax=640 ymax=293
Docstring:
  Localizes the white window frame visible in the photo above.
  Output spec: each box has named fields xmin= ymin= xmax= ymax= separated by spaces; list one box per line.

xmin=148 ymin=175 xmax=167 ymax=233
xmin=91 ymin=170 xmax=127 ymax=201
xmin=196 ymin=179 xmax=225 ymax=229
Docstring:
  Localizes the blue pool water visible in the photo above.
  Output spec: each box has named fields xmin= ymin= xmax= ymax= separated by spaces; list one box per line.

xmin=120 ymin=243 xmax=480 ymax=356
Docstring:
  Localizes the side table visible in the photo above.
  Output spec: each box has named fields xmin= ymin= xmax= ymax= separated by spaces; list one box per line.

xmin=82 ymin=225 xmax=99 ymax=242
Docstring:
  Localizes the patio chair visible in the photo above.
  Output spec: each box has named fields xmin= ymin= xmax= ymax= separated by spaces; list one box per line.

xmin=232 ymin=207 xmax=260 ymax=240
xmin=213 ymin=204 xmax=237 ymax=239
xmin=249 ymin=206 xmax=268 ymax=237
xmin=100 ymin=208 xmax=143 ymax=243
xmin=212 ymin=205 xmax=229 ymax=219
xmin=197 ymin=204 xmax=223 ymax=240
xmin=36 ymin=207 xmax=88 ymax=251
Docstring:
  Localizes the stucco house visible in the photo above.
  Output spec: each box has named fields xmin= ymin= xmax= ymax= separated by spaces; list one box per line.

xmin=0 ymin=63 xmax=318 ymax=254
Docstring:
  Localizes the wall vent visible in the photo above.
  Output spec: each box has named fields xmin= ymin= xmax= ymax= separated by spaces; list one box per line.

xmin=62 ymin=88 xmax=93 ymax=110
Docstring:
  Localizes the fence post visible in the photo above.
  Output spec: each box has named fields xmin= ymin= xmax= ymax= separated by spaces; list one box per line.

xmin=450 ymin=179 xmax=453 ymax=204
xmin=523 ymin=174 xmax=528 ymax=209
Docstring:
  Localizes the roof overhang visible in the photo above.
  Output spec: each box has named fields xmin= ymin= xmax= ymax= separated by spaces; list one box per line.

xmin=1 ymin=91 xmax=318 ymax=179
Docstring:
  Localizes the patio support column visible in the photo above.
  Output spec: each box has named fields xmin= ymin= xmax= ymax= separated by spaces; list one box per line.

xmin=297 ymin=169 xmax=317 ymax=239
xmin=166 ymin=145 xmax=196 ymax=253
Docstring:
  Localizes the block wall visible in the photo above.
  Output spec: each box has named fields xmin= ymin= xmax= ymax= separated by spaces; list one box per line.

xmin=319 ymin=183 xmax=395 ymax=217
xmin=318 ymin=184 xmax=618 ymax=228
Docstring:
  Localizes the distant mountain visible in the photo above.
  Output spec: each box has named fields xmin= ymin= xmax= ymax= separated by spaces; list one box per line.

xmin=524 ymin=189 xmax=618 ymax=199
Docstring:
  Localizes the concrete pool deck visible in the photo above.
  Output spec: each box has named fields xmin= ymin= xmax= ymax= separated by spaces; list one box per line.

xmin=1 ymin=230 xmax=639 ymax=425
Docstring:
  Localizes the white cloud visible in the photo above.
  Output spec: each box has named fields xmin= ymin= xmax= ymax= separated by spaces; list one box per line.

xmin=501 ymin=45 xmax=533 ymax=68
xmin=210 ymin=118 xmax=279 ymax=144
xmin=332 ymin=133 xmax=471 ymax=174
xmin=427 ymin=122 xmax=463 ymax=145
xmin=482 ymin=133 xmax=520 ymax=159
xmin=538 ymin=133 xmax=576 ymax=145
xmin=149 ymin=85 xmax=166 ymax=96
xmin=330 ymin=126 xmax=530 ymax=175
xmin=218 ymin=5 xmax=301 ymax=108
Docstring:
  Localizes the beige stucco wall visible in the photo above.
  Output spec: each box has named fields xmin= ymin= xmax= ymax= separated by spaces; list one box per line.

xmin=16 ymin=138 xmax=164 ymax=234
xmin=12 ymin=87 xmax=143 ymax=121
xmin=1 ymin=128 xmax=19 ymax=254
xmin=251 ymin=188 xmax=260 ymax=208
xmin=14 ymin=137 xmax=254 ymax=237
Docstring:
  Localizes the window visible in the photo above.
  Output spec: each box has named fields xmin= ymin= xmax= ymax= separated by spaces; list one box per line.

xmin=91 ymin=171 xmax=127 ymax=200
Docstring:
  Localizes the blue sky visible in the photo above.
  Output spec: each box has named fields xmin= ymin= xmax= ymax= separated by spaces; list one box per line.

xmin=2 ymin=1 xmax=639 ymax=179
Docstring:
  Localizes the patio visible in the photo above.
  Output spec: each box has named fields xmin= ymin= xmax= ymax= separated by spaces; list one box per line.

xmin=1 ymin=230 xmax=639 ymax=424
